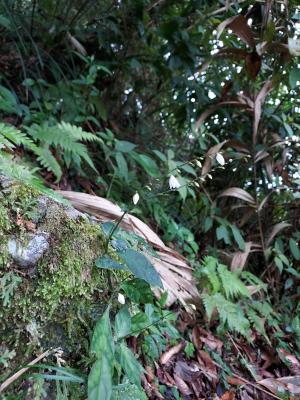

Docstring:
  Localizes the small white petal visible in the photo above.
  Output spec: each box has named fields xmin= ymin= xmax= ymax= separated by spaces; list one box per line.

xmin=132 ymin=192 xmax=139 ymax=205
xmin=117 ymin=293 xmax=125 ymax=304
xmin=216 ymin=152 xmax=225 ymax=166
xmin=195 ymin=160 xmax=202 ymax=168
xmin=169 ymin=175 xmax=181 ymax=189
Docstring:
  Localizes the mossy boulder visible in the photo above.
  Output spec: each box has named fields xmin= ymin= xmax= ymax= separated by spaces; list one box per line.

xmin=0 ymin=176 xmax=121 ymax=396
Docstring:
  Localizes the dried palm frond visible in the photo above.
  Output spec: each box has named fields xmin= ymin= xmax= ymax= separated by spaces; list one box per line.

xmin=58 ymin=191 xmax=200 ymax=307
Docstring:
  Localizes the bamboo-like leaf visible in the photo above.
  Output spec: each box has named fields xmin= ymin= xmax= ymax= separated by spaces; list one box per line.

xmin=201 ymin=140 xmax=227 ymax=176
xmin=266 ymin=222 xmax=291 ymax=246
xmin=218 ymin=187 xmax=255 ymax=204
xmin=253 ymin=80 xmax=273 ymax=144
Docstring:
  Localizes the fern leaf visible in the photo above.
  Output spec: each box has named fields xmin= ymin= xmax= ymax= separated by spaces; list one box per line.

xmin=218 ymin=263 xmax=250 ymax=299
xmin=57 ymin=122 xmax=101 ymax=143
xmin=201 ymin=256 xmax=221 ymax=293
xmin=241 ymin=271 xmax=267 ymax=292
xmin=34 ymin=147 xmax=62 ymax=181
xmin=247 ymin=307 xmax=269 ymax=343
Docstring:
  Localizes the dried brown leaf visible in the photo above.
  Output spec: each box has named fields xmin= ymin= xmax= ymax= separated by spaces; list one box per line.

xmin=218 ymin=187 xmax=255 ymax=204
xmin=217 ymin=15 xmax=255 ymax=48
xmin=245 ymin=51 xmax=261 ymax=79
xmin=201 ymin=140 xmax=228 ymax=177
xmin=253 ymin=80 xmax=273 ymax=144
xmin=173 ymin=373 xmax=193 ymax=395
xmin=255 ymin=150 xmax=270 ymax=163
xmin=194 ymin=100 xmax=248 ymax=133
xmin=66 ymin=32 xmax=87 ymax=56
xmin=221 ymin=391 xmax=236 ymax=400
xmin=266 ymin=222 xmax=291 ymax=246
xmin=160 ymin=341 xmax=186 ymax=365
xmin=226 ymin=376 xmax=245 ymax=386
xmin=231 ymin=241 xmax=252 ymax=271
xmin=258 ymin=376 xmax=300 ymax=396
xmin=174 ymin=360 xmax=200 ymax=383
xmin=192 ymin=326 xmax=223 ymax=353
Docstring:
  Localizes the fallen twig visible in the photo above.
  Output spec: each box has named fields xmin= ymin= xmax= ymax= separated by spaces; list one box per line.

xmin=0 ymin=349 xmax=51 ymax=393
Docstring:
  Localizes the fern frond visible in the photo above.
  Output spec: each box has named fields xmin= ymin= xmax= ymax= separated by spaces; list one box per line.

xmin=247 ymin=307 xmax=269 ymax=343
xmin=202 ymin=293 xmax=250 ymax=336
xmin=241 ymin=271 xmax=267 ymax=292
xmin=34 ymin=146 xmax=62 ymax=181
xmin=218 ymin=263 xmax=250 ymax=299
xmin=0 ymin=122 xmax=35 ymax=149
xmin=201 ymin=256 xmax=220 ymax=293
xmin=57 ymin=122 xmax=101 ymax=143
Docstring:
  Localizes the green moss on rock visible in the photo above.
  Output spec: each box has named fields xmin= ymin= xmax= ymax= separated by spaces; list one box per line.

xmin=0 ymin=180 xmax=122 ymax=391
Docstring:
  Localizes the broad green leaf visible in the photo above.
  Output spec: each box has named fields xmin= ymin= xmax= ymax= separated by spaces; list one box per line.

xmin=132 ymin=153 xmax=160 ymax=177
xmin=118 ymin=343 xmax=144 ymax=388
xmin=180 ymin=163 xmax=196 ymax=176
xmin=118 ymin=249 xmax=163 ymax=287
xmin=95 ymin=256 xmax=127 ymax=271
xmin=88 ymin=357 xmax=112 ymax=400
xmin=130 ymin=312 xmax=150 ymax=333
xmin=204 ymin=216 xmax=213 ymax=232
xmin=231 ymin=225 xmax=245 ymax=251
xmin=115 ymin=140 xmax=137 ymax=153
xmin=91 ymin=307 xmax=114 ymax=362
xmin=216 ymin=225 xmax=231 ymax=245
xmin=115 ymin=306 xmax=131 ymax=339
xmin=289 ymin=238 xmax=300 ymax=260
xmin=115 ymin=152 xmax=129 ymax=182
xmin=152 ymin=149 xmax=167 ymax=162
xmin=274 ymin=257 xmax=283 ymax=273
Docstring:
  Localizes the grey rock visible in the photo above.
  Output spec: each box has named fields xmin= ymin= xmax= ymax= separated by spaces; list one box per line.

xmin=64 ymin=206 xmax=87 ymax=220
xmin=8 ymin=233 xmax=50 ymax=267
xmin=31 ymin=196 xmax=51 ymax=223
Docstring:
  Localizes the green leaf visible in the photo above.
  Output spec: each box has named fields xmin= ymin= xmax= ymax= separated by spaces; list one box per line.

xmin=130 ymin=312 xmax=150 ymax=334
xmin=32 ymin=373 xmax=83 ymax=383
xmin=115 ymin=140 xmax=137 ymax=153
xmin=231 ymin=225 xmax=245 ymax=251
xmin=216 ymin=225 xmax=231 ymax=245
xmin=274 ymin=257 xmax=283 ymax=273
xmin=115 ymin=306 xmax=131 ymax=339
xmin=88 ymin=357 xmax=112 ymax=400
xmin=91 ymin=307 xmax=114 ymax=362
xmin=118 ymin=249 xmax=163 ymax=287
xmin=289 ymin=238 xmax=300 ymax=260
xmin=118 ymin=343 xmax=144 ymax=388
xmin=95 ymin=256 xmax=127 ymax=271
xmin=204 ymin=216 xmax=213 ymax=232
xmin=289 ymin=67 xmax=300 ymax=89
xmin=132 ymin=153 xmax=160 ymax=177
xmin=115 ymin=152 xmax=129 ymax=182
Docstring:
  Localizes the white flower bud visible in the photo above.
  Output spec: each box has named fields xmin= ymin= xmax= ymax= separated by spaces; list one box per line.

xmin=132 ymin=192 xmax=139 ymax=205
xmin=117 ymin=293 xmax=125 ymax=305
xmin=216 ymin=152 xmax=225 ymax=166
xmin=169 ymin=175 xmax=181 ymax=189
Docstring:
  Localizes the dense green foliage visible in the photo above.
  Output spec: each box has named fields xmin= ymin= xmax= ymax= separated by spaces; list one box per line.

xmin=0 ymin=0 xmax=300 ymax=398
